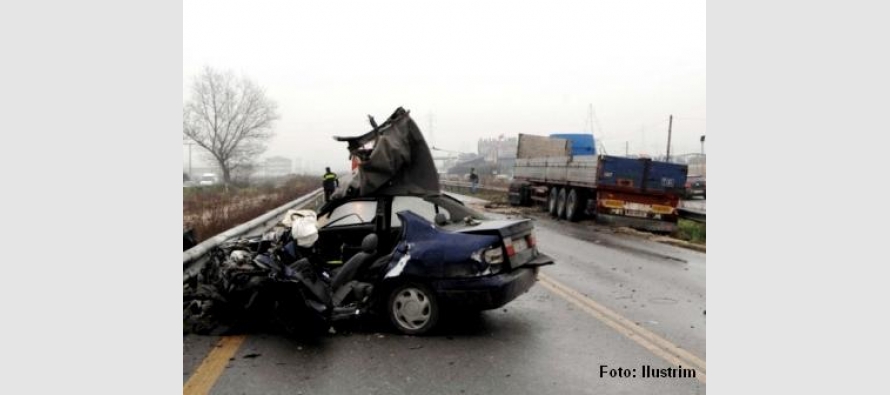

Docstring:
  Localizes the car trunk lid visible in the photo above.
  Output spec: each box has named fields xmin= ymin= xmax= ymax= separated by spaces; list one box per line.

xmin=452 ymin=219 xmax=552 ymax=270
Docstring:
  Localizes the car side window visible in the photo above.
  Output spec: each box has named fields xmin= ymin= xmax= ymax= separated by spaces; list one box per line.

xmin=318 ymin=201 xmax=378 ymax=228
xmin=391 ymin=196 xmax=438 ymax=227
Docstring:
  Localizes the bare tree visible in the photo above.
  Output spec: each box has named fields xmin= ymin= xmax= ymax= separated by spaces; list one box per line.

xmin=183 ymin=66 xmax=279 ymax=184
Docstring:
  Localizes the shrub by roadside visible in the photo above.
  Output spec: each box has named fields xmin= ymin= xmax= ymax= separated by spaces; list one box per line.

xmin=183 ymin=175 xmax=318 ymax=244
xmin=674 ymin=219 xmax=706 ymax=244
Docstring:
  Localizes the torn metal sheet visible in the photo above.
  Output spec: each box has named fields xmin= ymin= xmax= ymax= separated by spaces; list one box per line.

xmin=333 ymin=107 xmax=439 ymax=198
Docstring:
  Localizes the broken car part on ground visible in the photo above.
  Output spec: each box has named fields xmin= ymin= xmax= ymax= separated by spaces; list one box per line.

xmin=184 ymin=107 xmax=553 ymax=336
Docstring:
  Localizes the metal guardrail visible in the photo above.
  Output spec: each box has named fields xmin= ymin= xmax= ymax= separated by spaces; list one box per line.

xmin=183 ymin=188 xmax=325 ymax=280
xmin=440 ymin=180 xmax=508 ymax=193
xmin=677 ymin=208 xmax=706 ymax=223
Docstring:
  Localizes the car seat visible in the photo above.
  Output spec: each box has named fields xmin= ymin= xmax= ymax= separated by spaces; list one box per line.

xmin=331 ymin=233 xmax=379 ymax=294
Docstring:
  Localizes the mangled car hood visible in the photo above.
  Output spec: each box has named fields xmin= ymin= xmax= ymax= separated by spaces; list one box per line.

xmin=334 ymin=107 xmax=439 ymax=197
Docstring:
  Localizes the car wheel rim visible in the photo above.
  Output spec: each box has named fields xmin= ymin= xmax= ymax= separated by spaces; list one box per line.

xmin=393 ymin=288 xmax=431 ymax=330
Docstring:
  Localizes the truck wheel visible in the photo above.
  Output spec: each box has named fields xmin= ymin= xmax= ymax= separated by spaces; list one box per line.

xmin=508 ymin=181 xmax=531 ymax=206
xmin=556 ymin=188 xmax=568 ymax=219
xmin=566 ymin=189 xmax=584 ymax=222
xmin=387 ymin=282 xmax=439 ymax=335
xmin=521 ymin=184 xmax=532 ymax=206
xmin=548 ymin=187 xmax=559 ymax=216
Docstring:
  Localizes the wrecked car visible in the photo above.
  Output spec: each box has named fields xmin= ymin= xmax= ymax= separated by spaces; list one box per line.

xmin=318 ymin=107 xmax=553 ymax=333
xmin=184 ymin=107 xmax=553 ymax=335
xmin=312 ymin=194 xmax=553 ymax=334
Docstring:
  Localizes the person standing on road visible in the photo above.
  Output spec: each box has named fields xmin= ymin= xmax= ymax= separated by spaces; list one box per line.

xmin=322 ymin=167 xmax=339 ymax=202
xmin=469 ymin=168 xmax=479 ymax=194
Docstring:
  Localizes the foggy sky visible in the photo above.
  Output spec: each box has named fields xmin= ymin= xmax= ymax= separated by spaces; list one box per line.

xmin=183 ymin=0 xmax=705 ymax=174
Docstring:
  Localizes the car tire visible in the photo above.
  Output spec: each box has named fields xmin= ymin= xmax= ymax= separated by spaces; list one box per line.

xmin=387 ymin=282 xmax=440 ymax=335
xmin=548 ymin=187 xmax=559 ymax=216
xmin=565 ymin=189 xmax=584 ymax=222
xmin=556 ymin=188 xmax=568 ymax=219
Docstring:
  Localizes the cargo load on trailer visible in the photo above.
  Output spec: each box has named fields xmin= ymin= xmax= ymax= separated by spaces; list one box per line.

xmin=509 ymin=133 xmax=688 ymax=232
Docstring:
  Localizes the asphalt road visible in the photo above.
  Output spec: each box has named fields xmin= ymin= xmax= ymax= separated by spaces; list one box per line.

xmin=184 ymin=192 xmax=706 ymax=394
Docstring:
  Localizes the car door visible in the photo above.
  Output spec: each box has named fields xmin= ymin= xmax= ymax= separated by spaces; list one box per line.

xmin=316 ymin=198 xmax=380 ymax=264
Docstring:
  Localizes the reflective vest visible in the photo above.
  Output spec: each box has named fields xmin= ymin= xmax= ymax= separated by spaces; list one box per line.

xmin=323 ymin=172 xmax=338 ymax=189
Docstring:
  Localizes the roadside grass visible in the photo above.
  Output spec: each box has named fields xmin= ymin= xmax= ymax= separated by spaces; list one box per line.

xmin=183 ymin=175 xmax=318 ymax=244
xmin=674 ymin=219 xmax=706 ymax=244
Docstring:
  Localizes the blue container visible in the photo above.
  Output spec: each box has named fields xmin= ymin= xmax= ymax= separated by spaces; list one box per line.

xmin=596 ymin=155 xmax=688 ymax=195
xmin=550 ymin=133 xmax=596 ymax=156
xmin=644 ymin=161 xmax=688 ymax=194
xmin=596 ymin=156 xmax=645 ymax=191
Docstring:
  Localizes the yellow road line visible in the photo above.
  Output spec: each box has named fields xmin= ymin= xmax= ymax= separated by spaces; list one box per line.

xmin=183 ymin=335 xmax=246 ymax=395
xmin=538 ymin=273 xmax=706 ymax=383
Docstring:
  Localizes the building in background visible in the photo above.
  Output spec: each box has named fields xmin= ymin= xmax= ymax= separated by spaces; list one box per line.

xmin=668 ymin=153 xmax=707 ymax=177
xmin=293 ymin=157 xmax=304 ymax=175
xmin=477 ymin=135 xmax=518 ymax=177
xmin=262 ymin=156 xmax=293 ymax=178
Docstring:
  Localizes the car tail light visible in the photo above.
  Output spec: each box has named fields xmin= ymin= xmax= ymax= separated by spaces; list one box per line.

xmin=483 ymin=247 xmax=504 ymax=264
xmin=503 ymin=237 xmax=516 ymax=256
xmin=526 ymin=232 xmax=537 ymax=247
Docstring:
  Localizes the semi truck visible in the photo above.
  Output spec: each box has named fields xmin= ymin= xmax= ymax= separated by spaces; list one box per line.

xmin=508 ymin=133 xmax=688 ymax=232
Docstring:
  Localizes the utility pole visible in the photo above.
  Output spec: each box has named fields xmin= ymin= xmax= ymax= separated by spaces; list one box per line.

xmin=700 ymin=135 xmax=705 ymax=155
xmin=626 ymin=141 xmax=629 ymax=156
xmin=666 ymin=115 xmax=673 ymax=162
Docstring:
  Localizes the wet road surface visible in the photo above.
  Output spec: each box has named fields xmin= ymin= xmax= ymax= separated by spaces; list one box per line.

xmin=184 ymin=193 xmax=706 ymax=394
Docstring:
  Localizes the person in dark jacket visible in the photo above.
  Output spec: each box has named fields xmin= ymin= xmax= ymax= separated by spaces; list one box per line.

xmin=469 ymin=168 xmax=479 ymax=194
xmin=322 ymin=167 xmax=339 ymax=202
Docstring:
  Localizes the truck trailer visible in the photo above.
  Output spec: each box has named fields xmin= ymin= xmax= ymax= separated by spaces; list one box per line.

xmin=508 ymin=133 xmax=688 ymax=232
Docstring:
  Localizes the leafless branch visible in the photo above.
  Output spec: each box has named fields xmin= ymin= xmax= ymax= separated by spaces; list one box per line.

xmin=183 ymin=66 xmax=279 ymax=183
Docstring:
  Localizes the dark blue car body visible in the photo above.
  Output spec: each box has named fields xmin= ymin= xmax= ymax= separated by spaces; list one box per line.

xmin=315 ymin=194 xmax=553 ymax=311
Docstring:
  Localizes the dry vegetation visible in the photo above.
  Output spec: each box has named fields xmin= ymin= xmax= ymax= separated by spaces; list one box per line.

xmin=183 ymin=175 xmax=318 ymax=244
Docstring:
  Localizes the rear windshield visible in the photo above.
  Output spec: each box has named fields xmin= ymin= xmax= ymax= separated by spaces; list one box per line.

xmin=425 ymin=195 xmax=488 ymax=222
